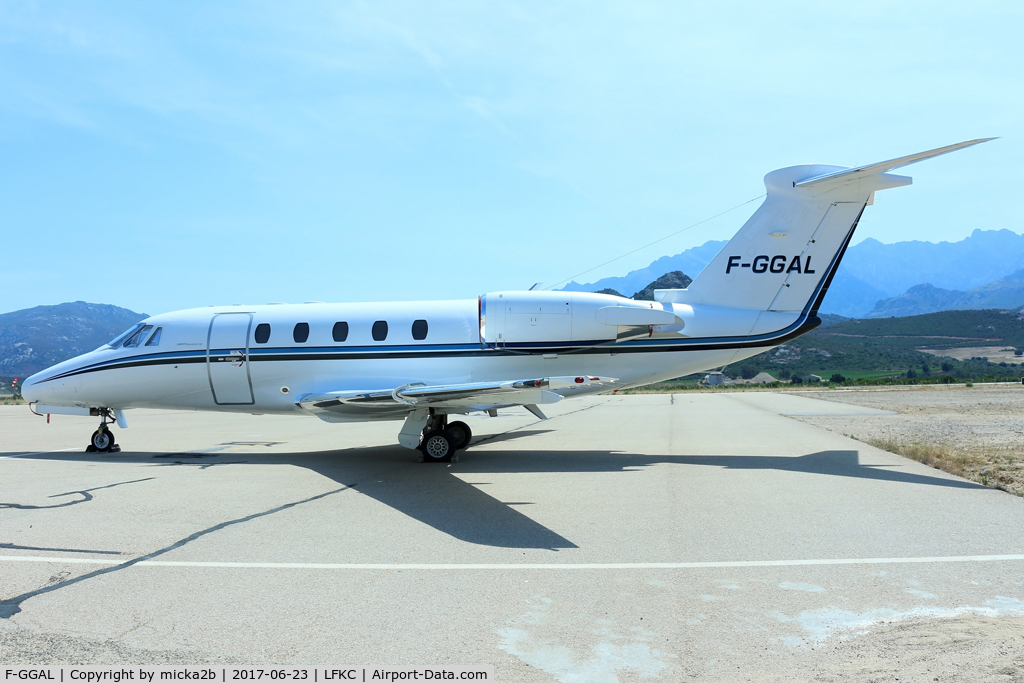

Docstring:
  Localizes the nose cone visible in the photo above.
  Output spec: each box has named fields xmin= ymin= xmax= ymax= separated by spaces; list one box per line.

xmin=21 ymin=369 xmax=50 ymax=404
xmin=19 ymin=348 xmax=101 ymax=408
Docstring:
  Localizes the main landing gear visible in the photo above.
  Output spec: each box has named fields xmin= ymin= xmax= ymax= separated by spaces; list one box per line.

xmin=86 ymin=408 xmax=120 ymax=453
xmin=419 ymin=414 xmax=473 ymax=464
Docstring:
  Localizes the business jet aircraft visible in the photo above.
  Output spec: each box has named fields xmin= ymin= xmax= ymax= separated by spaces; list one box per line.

xmin=23 ymin=139 xmax=992 ymax=461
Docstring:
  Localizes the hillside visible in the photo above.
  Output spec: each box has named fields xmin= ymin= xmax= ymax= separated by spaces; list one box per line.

xmin=559 ymin=229 xmax=1024 ymax=318
xmin=560 ymin=240 xmax=725 ymax=298
xmin=733 ymin=309 xmax=1024 ymax=380
xmin=818 ymin=270 xmax=889 ymax=319
xmin=841 ymin=230 xmax=1024 ymax=295
xmin=819 ymin=309 xmax=1024 ymax=342
xmin=0 ymin=302 xmax=147 ymax=377
xmin=631 ymin=271 xmax=692 ymax=301
xmin=590 ymin=272 xmax=694 ymax=300
xmin=867 ymin=269 xmax=1024 ymax=318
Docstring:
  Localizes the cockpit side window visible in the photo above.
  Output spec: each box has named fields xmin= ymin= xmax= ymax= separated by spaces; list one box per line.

xmin=123 ymin=325 xmax=154 ymax=348
xmin=107 ymin=323 xmax=145 ymax=348
xmin=145 ymin=327 xmax=163 ymax=346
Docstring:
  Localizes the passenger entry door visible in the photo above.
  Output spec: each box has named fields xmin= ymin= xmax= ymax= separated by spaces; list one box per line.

xmin=207 ymin=313 xmax=254 ymax=405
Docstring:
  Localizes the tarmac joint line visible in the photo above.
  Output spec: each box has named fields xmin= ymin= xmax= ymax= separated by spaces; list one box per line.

xmin=3 ymin=553 xmax=1024 ymax=570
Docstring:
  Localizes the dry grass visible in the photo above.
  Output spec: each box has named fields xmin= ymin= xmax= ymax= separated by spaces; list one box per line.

xmin=865 ymin=437 xmax=1024 ymax=496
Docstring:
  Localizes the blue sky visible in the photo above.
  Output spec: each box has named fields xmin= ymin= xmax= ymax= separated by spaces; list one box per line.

xmin=2 ymin=1 xmax=1021 ymax=315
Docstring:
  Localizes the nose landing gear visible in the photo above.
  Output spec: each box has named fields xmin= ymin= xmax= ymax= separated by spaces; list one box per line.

xmin=86 ymin=409 xmax=121 ymax=453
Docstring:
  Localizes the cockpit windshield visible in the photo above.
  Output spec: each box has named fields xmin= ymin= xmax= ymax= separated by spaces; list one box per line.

xmin=107 ymin=323 xmax=145 ymax=348
xmin=122 ymin=325 xmax=154 ymax=348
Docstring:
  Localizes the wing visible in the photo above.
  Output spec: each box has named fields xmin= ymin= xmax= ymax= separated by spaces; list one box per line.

xmin=296 ymin=375 xmax=617 ymax=421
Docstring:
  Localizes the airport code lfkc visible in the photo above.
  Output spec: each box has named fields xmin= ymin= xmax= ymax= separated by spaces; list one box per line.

xmin=2 ymin=669 xmax=492 ymax=683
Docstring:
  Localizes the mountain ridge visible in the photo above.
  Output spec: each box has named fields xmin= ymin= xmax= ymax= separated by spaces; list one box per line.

xmin=559 ymin=229 xmax=1024 ymax=318
xmin=866 ymin=269 xmax=1024 ymax=318
xmin=559 ymin=240 xmax=726 ymax=300
xmin=0 ymin=301 xmax=147 ymax=377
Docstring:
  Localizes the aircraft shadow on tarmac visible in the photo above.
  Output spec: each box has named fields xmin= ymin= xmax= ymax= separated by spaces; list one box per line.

xmin=0 ymin=438 xmax=996 ymax=620
xmin=4 ymin=436 xmax=987 ymax=553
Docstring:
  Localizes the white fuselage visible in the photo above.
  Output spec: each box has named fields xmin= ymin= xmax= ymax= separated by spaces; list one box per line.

xmin=23 ymin=291 xmax=791 ymax=419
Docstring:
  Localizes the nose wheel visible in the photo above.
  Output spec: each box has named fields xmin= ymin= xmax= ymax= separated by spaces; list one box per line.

xmin=86 ymin=409 xmax=120 ymax=453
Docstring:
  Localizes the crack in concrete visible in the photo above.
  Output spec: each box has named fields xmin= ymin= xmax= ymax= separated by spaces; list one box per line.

xmin=0 ymin=485 xmax=352 ymax=619
xmin=0 ymin=543 xmax=121 ymax=556
xmin=0 ymin=478 xmax=155 ymax=510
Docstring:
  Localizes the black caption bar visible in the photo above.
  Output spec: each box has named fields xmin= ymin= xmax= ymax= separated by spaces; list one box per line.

xmin=1 ymin=667 xmax=494 ymax=683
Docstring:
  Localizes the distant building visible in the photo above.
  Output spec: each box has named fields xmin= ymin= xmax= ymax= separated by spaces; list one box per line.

xmin=806 ymin=374 xmax=823 ymax=383
xmin=704 ymin=371 xmax=726 ymax=386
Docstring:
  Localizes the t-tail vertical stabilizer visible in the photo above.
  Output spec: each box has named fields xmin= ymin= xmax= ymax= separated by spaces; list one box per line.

xmin=658 ymin=139 xmax=994 ymax=317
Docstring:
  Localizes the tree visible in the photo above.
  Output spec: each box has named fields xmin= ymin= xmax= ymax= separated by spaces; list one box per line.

xmin=921 ymin=363 xmax=930 ymax=374
xmin=830 ymin=373 xmax=846 ymax=383
xmin=778 ymin=368 xmax=792 ymax=380
xmin=790 ymin=376 xmax=803 ymax=384
xmin=740 ymin=365 xmax=758 ymax=380
xmin=941 ymin=361 xmax=953 ymax=372
xmin=906 ymin=368 xmax=917 ymax=379
xmin=631 ymin=271 xmax=693 ymax=301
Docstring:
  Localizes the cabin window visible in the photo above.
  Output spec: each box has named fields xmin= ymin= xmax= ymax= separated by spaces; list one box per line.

xmin=372 ymin=320 xmax=388 ymax=341
xmin=145 ymin=327 xmax=163 ymax=346
xmin=332 ymin=322 xmax=349 ymax=342
xmin=107 ymin=323 xmax=144 ymax=348
xmin=293 ymin=322 xmax=310 ymax=343
xmin=254 ymin=323 xmax=271 ymax=344
xmin=412 ymin=319 xmax=428 ymax=340
xmin=123 ymin=325 xmax=154 ymax=348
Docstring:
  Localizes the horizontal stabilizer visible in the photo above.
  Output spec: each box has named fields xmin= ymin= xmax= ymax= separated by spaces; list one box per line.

xmin=795 ymin=138 xmax=995 ymax=188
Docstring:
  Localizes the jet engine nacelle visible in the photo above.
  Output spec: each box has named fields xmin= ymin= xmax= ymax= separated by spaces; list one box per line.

xmin=479 ymin=291 xmax=683 ymax=346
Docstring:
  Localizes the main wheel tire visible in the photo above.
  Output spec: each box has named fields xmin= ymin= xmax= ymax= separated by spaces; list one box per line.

xmin=420 ymin=430 xmax=454 ymax=462
xmin=91 ymin=428 xmax=114 ymax=453
xmin=446 ymin=421 xmax=473 ymax=450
